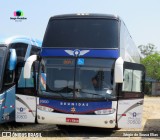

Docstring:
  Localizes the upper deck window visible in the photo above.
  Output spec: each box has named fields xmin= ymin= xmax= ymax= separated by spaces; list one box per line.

xmin=43 ymin=18 xmax=118 ymax=49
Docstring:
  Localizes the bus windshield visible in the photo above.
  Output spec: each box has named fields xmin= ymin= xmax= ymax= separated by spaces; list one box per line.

xmin=0 ymin=46 xmax=7 ymax=90
xmin=39 ymin=58 xmax=116 ymax=100
xmin=42 ymin=19 xmax=118 ymax=49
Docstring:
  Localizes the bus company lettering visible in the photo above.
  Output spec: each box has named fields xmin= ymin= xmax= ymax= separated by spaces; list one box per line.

xmin=60 ymin=102 xmax=89 ymax=107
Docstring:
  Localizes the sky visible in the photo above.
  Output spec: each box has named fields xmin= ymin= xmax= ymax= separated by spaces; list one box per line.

xmin=0 ymin=0 xmax=160 ymax=49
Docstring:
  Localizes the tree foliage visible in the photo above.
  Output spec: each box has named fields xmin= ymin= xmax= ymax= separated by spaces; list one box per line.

xmin=138 ymin=43 xmax=156 ymax=57
xmin=141 ymin=53 xmax=160 ymax=81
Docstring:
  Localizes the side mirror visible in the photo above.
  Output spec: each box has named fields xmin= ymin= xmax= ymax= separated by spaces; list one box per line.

xmin=24 ymin=55 xmax=37 ymax=78
xmin=114 ymin=57 xmax=124 ymax=83
xmin=8 ymin=49 xmax=17 ymax=70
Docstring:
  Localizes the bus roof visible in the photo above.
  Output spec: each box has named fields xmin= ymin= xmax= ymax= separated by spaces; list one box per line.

xmin=0 ymin=36 xmax=42 ymax=47
xmin=49 ymin=13 xmax=119 ymax=21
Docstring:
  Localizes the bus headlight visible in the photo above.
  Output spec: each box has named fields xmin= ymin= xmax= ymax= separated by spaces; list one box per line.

xmin=94 ymin=108 xmax=115 ymax=115
xmin=37 ymin=105 xmax=54 ymax=112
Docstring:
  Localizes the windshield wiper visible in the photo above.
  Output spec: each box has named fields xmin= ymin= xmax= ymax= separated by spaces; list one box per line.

xmin=45 ymin=86 xmax=74 ymax=98
xmin=80 ymin=90 xmax=105 ymax=97
xmin=52 ymin=86 xmax=74 ymax=93
xmin=79 ymin=90 xmax=115 ymax=100
xmin=45 ymin=89 xmax=65 ymax=98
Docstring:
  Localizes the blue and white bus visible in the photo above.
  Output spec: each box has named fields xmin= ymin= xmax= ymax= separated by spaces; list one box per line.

xmin=0 ymin=36 xmax=41 ymax=123
xmin=21 ymin=14 xmax=145 ymax=128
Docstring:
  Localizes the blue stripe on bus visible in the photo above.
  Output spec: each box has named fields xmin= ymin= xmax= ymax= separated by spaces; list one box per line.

xmin=40 ymin=48 xmax=119 ymax=58
xmin=39 ymin=98 xmax=112 ymax=114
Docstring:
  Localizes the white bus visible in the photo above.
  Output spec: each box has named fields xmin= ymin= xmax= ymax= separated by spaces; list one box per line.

xmin=17 ymin=14 xmax=145 ymax=128
xmin=0 ymin=36 xmax=41 ymax=123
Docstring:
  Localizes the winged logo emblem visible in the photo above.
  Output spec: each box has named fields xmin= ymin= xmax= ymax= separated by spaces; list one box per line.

xmin=65 ymin=49 xmax=90 ymax=56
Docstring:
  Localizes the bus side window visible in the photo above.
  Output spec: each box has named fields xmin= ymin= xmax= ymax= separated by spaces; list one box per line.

xmin=4 ymin=70 xmax=15 ymax=86
xmin=122 ymin=69 xmax=142 ymax=92
xmin=132 ymin=70 xmax=142 ymax=92
xmin=3 ymin=52 xmax=15 ymax=86
xmin=25 ymin=66 xmax=35 ymax=87
xmin=10 ymin=43 xmax=28 ymax=63
xmin=122 ymin=69 xmax=132 ymax=92
xmin=10 ymin=43 xmax=28 ymax=80
xmin=30 ymin=45 xmax=40 ymax=55
xmin=17 ymin=63 xmax=36 ymax=96
xmin=25 ymin=61 xmax=38 ymax=88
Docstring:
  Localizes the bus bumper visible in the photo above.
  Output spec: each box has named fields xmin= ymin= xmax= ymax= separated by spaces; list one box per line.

xmin=37 ymin=109 xmax=116 ymax=128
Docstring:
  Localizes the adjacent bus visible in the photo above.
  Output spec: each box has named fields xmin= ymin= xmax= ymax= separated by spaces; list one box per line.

xmin=0 ymin=36 xmax=41 ymax=123
xmin=20 ymin=14 xmax=145 ymax=128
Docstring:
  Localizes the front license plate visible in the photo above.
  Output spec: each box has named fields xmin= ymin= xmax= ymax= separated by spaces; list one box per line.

xmin=66 ymin=118 xmax=79 ymax=123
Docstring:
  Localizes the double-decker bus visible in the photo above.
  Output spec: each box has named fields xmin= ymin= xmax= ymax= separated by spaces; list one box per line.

xmin=0 ymin=36 xmax=41 ymax=123
xmin=20 ymin=14 xmax=145 ymax=128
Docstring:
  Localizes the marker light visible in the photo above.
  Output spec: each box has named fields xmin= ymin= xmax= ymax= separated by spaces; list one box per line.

xmin=37 ymin=105 xmax=54 ymax=112
xmin=77 ymin=13 xmax=89 ymax=16
xmin=94 ymin=108 xmax=115 ymax=115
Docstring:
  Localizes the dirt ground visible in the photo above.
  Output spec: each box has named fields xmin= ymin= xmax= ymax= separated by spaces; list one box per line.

xmin=0 ymin=96 xmax=160 ymax=140
xmin=120 ymin=96 xmax=160 ymax=131
xmin=116 ymin=96 xmax=160 ymax=140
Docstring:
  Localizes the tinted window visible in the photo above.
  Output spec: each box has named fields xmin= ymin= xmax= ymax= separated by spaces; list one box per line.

xmin=0 ymin=46 xmax=7 ymax=90
xmin=10 ymin=43 xmax=28 ymax=63
xmin=0 ymin=47 xmax=6 ymax=75
xmin=10 ymin=43 xmax=28 ymax=80
xmin=43 ymin=19 xmax=118 ymax=48
xmin=17 ymin=62 xmax=36 ymax=96
xmin=39 ymin=58 xmax=116 ymax=100
xmin=122 ymin=69 xmax=142 ymax=92
xmin=30 ymin=46 xmax=40 ymax=55
xmin=39 ymin=58 xmax=75 ymax=98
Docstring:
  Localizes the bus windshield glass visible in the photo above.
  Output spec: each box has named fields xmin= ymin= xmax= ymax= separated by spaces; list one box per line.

xmin=39 ymin=58 xmax=116 ymax=100
xmin=0 ymin=46 xmax=7 ymax=90
xmin=42 ymin=19 xmax=118 ymax=49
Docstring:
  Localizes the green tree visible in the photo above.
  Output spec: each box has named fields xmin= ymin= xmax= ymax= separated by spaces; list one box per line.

xmin=141 ymin=53 xmax=160 ymax=81
xmin=138 ymin=43 xmax=156 ymax=57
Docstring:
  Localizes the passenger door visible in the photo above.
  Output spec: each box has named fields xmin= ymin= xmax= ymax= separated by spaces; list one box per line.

xmin=15 ymin=62 xmax=37 ymax=123
xmin=117 ymin=62 xmax=145 ymax=128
